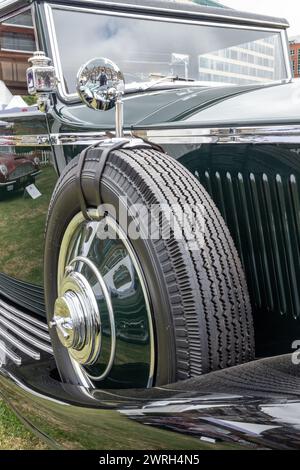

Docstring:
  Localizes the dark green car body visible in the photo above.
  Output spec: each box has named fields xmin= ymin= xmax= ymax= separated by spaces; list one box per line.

xmin=1 ymin=0 xmax=300 ymax=450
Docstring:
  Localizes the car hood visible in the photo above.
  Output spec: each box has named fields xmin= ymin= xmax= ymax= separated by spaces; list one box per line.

xmin=54 ymin=81 xmax=299 ymax=132
xmin=0 ymin=153 xmax=32 ymax=172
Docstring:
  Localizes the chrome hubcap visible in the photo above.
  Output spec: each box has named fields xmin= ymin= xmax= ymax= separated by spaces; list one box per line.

xmin=51 ymin=210 xmax=155 ymax=387
xmin=51 ymin=266 xmax=101 ymax=365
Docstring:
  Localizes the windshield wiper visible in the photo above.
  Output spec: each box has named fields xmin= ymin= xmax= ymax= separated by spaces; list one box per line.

xmin=137 ymin=74 xmax=195 ymax=92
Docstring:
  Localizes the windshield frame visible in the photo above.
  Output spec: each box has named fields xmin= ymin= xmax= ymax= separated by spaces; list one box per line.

xmin=44 ymin=2 xmax=292 ymax=104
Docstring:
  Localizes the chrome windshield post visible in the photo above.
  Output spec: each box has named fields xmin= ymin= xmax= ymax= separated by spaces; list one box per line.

xmin=115 ymin=97 xmax=124 ymax=139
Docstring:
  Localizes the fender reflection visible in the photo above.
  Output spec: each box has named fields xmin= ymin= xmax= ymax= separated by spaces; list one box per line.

xmin=1 ymin=353 xmax=300 ymax=449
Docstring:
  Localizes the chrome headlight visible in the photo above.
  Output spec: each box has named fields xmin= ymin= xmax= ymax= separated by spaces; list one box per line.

xmin=33 ymin=157 xmax=40 ymax=166
xmin=0 ymin=164 xmax=8 ymax=177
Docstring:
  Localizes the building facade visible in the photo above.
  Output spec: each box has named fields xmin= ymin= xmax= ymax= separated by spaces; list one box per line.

xmin=289 ymin=36 xmax=300 ymax=78
xmin=0 ymin=10 xmax=35 ymax=95
xmin=199 ymin=36 xmax=283 ymax=86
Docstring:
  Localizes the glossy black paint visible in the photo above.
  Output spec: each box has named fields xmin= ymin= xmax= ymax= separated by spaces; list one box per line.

xmin=1 ymin=353 xmax=300 ymax=449
xmin=0 ymin=0 xmax=299 ymax=450
xmin=47 ymin=81 xmax=300 ymax=134
xmin=0 ymin=109 xmax=58 ymax=290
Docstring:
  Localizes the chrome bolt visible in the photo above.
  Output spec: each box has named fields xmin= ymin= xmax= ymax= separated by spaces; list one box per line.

xmin=49 ymin=316 xmax=70 ymax=339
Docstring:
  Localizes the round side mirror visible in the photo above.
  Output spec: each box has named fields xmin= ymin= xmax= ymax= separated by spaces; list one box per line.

xmin=77 ymin=57 xmax=125 ymax=112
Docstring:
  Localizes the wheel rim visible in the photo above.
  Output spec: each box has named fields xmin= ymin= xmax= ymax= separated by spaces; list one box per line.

xmin=50 ymin=209 xmax=155 ymax=388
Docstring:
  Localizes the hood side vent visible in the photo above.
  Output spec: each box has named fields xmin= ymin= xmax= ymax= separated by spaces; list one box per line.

xmin=0 ymin=299 xmax=53 ymax=366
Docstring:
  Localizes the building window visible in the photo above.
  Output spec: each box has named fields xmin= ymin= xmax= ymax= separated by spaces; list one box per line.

xmin=291 ymin=49 xmax=295 ymax=55
xmin=0 ymin=60 xmax=28 ymax=83
xmin=0 ymin=10 xmax=35 ymax=94
xmin=3 ymin=12 xmax=33 ymax=28
xmin=0 ymin=32 xmax=35 ymax=52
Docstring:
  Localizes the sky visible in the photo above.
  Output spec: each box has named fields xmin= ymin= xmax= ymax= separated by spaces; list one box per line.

xmin=224 ymin=0 xmax=300 ymax=37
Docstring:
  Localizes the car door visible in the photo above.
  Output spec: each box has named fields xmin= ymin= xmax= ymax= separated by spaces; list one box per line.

xmin=0 ymin=8 xmax=57 ymax=317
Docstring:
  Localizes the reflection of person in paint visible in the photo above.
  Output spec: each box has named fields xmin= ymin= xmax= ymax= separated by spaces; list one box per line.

xmin=43 ymin=73 xmax=51 ymax=90
xmin=27 ymin=70 xmax=34 ymax=90
xmin=97 ymin=69 xmax=108 ymax=87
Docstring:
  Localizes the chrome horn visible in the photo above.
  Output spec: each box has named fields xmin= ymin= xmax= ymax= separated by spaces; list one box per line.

xmin=77 ymin=57 xmax=125 ymax=138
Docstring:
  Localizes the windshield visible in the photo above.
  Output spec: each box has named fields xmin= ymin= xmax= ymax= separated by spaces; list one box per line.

xmin=50 ymin=7 xmax=288 ymax=96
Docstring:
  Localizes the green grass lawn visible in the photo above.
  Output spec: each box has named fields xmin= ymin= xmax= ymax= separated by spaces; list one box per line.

xmin=0 ymin=165 xmax=57 ymax=285
xmin=0 ymin=166 xmax=57 ymax=448
xmin=0 ymin=396 xmax=229 ymax=450
xmin=0 ymin=400 xmax=47 ymax=450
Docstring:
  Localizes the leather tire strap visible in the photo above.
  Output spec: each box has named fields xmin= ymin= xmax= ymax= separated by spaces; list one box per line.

xmin=131 ymin=133 xmax=166 ymax=154
xmin=76 ymin=143 xmax=99 ymax=220
xmin=77 ymin=139 xmax=161 ymax=220
xmin=93 ymin=140 xmax=130 ymax=210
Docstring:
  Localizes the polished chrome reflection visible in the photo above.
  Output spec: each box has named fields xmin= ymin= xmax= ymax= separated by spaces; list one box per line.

xmin=51 ymin=264 xmax=102 ymax=366
xmin=77 ymin=57 xmax=125 ymax=112
xmin=0 ymin=60 xmax=58 ymax=289
xmin=54 ymin=210 xmax=155 ymax=387
xmin=0 ymin=297 xmax=53 ymax=366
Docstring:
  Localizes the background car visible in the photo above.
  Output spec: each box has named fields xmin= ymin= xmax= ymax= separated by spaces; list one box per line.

xmin=0 ymin=152 xmax=40 ymax=195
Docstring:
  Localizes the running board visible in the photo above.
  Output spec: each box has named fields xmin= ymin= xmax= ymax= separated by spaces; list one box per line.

xmin=0 ymin=298 xmax=53 ymax=366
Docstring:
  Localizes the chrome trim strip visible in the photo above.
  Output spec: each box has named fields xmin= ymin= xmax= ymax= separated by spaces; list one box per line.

xmin=70 ymin=256 xmax=116 ymax=382
xmin=0 ymin=326 xmax=41 ymax=360
xmin=2 ymin=22 xmax=34 ymax=29
xmin=0 ymin=296 xmax=54 ymax=364
xmin=135 ymin=125 xmax=300 ymax=145
xmin=0 ymin=316 xmax=53 ymax=355
xmin=0 ymin=134 xmax=51 ymax=146
xmin=281 ymin=29 xmax=293 ymax=82
xmin=0 ymin=299 xmax=48 ymax=331
xmin=2 ymin=125 xmax=300 ymax=150
xmin=44 ymin=2 xmax=291 ymax=103
xmin=51 ymin=132 xmax=106 ymax=145
xmin=0 ymin=308 xmax=51 ymax=343
xmin=0 ymin=132 xmax=107 ymax=146
xmin=0 ymin=180 xmax=17 ymax=186
xmin=0 ymin=341 xmax=22 ymax=366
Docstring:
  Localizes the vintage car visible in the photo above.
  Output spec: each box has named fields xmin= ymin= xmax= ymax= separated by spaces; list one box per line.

xmin=0 ymin=152 xmax=40 ymax=195
xmin=0 ymin=0 xmax=300 ymax=450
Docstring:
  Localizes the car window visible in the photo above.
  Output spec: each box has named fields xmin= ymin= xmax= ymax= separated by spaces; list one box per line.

xmin=50 ymin=6 xmax=288 ymax=98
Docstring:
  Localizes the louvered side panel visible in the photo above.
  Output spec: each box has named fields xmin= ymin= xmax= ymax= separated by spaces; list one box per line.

xmin=197 ymin=169 xmax=300 ymax=320
xmin=0 ymin=273 xmax=46 ymax=318
xmin=0 ymin=298 xmax=52 ymax=366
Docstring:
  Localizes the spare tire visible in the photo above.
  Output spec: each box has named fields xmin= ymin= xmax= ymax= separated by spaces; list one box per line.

xmin=44 ymin=144 xmax=254 ymax=388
